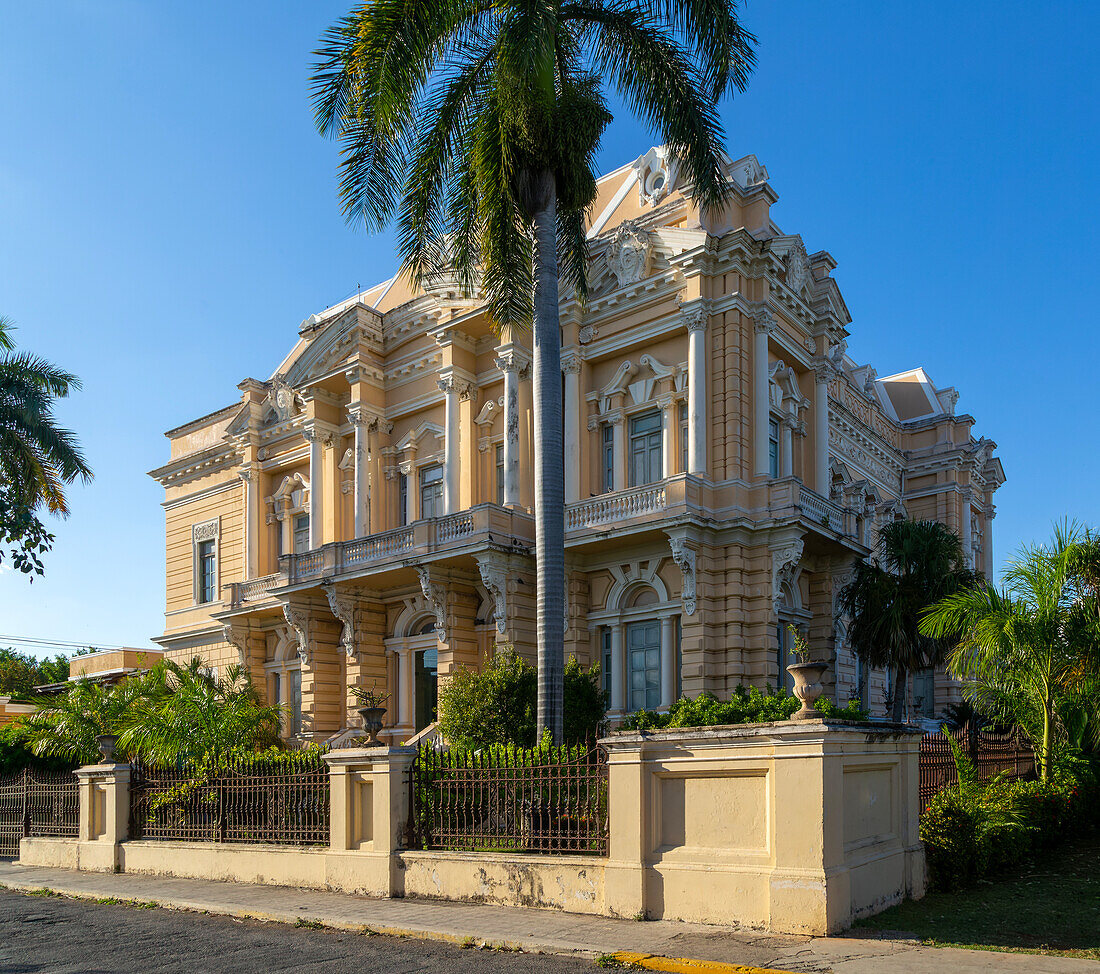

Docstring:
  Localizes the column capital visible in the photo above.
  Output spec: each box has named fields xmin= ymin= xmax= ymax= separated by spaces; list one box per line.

xmin=677 ymin=297 xmax=710 ymax=333
xmin=812 ymin=359 xmax=834 ymax=384
xmin=657 ymin=392 xmax=676 ymax=412
xmin=753 ymin=303 xmax=778 ymax=335
xmin=495 ymin=344 xmax=531 ymax=374
xmin=561 ymin=350 xmax=583 ymax=375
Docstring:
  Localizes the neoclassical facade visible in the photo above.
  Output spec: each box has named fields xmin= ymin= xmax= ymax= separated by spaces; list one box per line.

xmin=150 ymin=147 xmax=1005 ymax=741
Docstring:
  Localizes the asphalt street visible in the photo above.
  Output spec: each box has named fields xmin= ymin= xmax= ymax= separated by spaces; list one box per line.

xmin=0 ymin=889 xmax=596 ymax=974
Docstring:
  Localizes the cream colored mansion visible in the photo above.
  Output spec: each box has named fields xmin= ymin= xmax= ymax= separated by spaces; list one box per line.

xmin=151 ymin=147 xmax=1005 ymax=741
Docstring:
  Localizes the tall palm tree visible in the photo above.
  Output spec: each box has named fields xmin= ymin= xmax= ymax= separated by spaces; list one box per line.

xmin=837 ymin=519 xmax=980 ymax=722
xmin=921 ymin=524 xmax=1090 ymax=779
xmin=0 ymin=316 xmax=92 ymax=518
xmin=311 ymin=0 xmax=756 ymax=740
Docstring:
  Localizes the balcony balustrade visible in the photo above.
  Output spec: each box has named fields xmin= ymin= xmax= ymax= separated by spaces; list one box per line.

xmin=767 ymin=478 xmax=854 ymax=537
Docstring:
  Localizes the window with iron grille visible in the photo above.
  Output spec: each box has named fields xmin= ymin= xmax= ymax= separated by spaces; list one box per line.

xmin=629 ymin=411 xmax=662 ymax=487
xmin=420 ymin=463 xmax=443 ymax=519
xmin=197 ymin=539 xmax=216 ymax=604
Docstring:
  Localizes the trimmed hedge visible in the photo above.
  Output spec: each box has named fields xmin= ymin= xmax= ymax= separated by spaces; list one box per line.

xmin=620 ymin=686 xmax=868 ymax=731
xmin=921 ymin=759 xmax=1100 ymax=891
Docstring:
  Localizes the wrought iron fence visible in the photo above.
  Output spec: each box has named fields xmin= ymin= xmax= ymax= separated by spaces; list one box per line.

xmin=129 ymin=751 xmax=329 ymax=846
xmin=919 ymin=725 xmax=1035 ymax=810
xmin=407 ymin=741 xmax=609 ymax=855
xmin=0 ymin=769 xmax=79 ymax=857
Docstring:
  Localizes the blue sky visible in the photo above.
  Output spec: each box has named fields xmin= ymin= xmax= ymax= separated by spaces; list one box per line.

xmin=1 ymin=1 xmax=1097 ymax=654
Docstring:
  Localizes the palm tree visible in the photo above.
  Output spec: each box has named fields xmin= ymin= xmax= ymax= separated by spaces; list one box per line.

xmin=119 ymin=658 xmax=283 ymax=770
xmin=837 ymin=519 xmax=980 ymax=722
xmin=311 ymin=0 xmax=756 ymax=740
xmin=0 ymin=316 xmax=92 ymax=518
xmin=22 ymin=673 xmax=161 ymax=765
xmin=921 ymin=524 xmax=1090 ymax=780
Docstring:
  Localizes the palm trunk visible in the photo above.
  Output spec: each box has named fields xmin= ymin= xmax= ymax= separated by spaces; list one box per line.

xmin=1040 ymin=694 xmax=1053 ymax=781
xmin=891 ymin=664 xmax=907 ymax=722
xmin=531 ymin=173 xmax=565 ymax=744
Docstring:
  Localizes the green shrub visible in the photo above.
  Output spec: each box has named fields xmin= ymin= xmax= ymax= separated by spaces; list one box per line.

xmin=438 ymin=649 xmax=608 ymax=748
xmin=921 ymin=759 xmax=1100 ymax=891
xmin=0 ymin=721 xmax=75 ymax=777
xmin=620 ymin=686 xmax=868 ymax=731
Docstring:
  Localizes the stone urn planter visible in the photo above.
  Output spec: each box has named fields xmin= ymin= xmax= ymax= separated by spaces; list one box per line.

xmin=95 ymin=733 xmax=120 ymax=763
xmin=357 ymin=707 xmax=387 ymax=746
xmin=786 ymin=662 xmax=828 ymax=719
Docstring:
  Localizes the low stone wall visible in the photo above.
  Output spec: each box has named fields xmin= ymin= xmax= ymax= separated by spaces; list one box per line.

xmin=18 ymin=722 xmax=924 ymax=935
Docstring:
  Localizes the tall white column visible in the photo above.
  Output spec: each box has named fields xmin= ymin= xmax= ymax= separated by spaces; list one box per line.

xmin=349 ymin=410 xmax=369 ymax=538
xmin=496 ymin=350 xmax=521 ymax=508
xmin=961 ymin=489 xmax=973 ymax=568
xmin=814 ymin=363 xmax=831 ymax=494
xmin=305 ymin=427 xmax=324 ymax=548
xmin=660 ymin=616 xmax=676 ymax=707
xmin=753 ymin=307 xmax=776 ymax=477
xmin=611 ymin=412 xmax=626 ymax=490
xmin=780 ymin=417 xmax=794 ymax=478
xmin=562 ymin=352 xmax=582 ymax=502
xmin=659 ymin=394 xmax=676 ymax=479
xmin=610 ymin=624 xmax=624 ymax=712
xmin=239 ymin=465 xmax=259 ymax=578
xmin=439 ymin=376 xmax=461 ymax=515
xmin=398 ymin=647 xmax=413 ymax=728
xmin=685 ymin=306 xmax=708 ymax=475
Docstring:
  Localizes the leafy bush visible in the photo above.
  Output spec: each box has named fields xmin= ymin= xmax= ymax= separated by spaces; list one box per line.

xmin=620 ymin=686 xmax=868 ymax=731
xmin=921 ymin=758 xmax=1100 ymax=891
xmin=438 ymin=649 xmax=608 ymax=747
xmin=0 ymin=722 xmax=75 ymax=777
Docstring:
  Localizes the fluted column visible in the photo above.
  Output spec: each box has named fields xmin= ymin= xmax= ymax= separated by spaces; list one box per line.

xmin=754 ymin=306 xmax=776 ymax=477
xmin=659 ymin=394 xmax=676 ymax=479
xmin=814 ymin=363 xmax=831 ymax=494
xmin=660 ymin=616 xmax=676 ymax=707
xmin=780 ymin=417 xmax=795 ymax=478
xmin=348 ymin=408 xmax=369 ymax=538
xmin=562 ymin=351 xmax=582 ymax=502
xmin=238 ymin=464 xmax=259 ymax=578
xmin=496 ymin=349 xmax=522 ymax=508
xmin=683 ymin=304 xmax=708 ymax=475
xmin=984 ymin=507 xmax=996 ymax=578
xmin=304 ymin=426 xmax=325 ymax=548
xmin=438 ymin=375 xmax=461 ymax=515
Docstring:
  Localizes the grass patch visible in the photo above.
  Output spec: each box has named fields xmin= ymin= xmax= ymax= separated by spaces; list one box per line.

xmin=857 ymin=832 xmax=1100 ymax=960
xmin=294 ymin=918 xmax=325 ymax=930
xmin=594 ymin=955 xmax=642 ymax=969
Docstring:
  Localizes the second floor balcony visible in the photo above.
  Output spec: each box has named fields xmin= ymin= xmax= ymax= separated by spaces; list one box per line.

xmin=224 ymin=474 xmax=861 ymax=609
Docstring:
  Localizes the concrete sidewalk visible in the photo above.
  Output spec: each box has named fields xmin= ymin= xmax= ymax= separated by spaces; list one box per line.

xmin=0 ymin=861 xmax=1092 ymax=974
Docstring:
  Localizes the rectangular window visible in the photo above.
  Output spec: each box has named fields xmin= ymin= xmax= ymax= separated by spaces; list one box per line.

xmin=602 ymin=628 xmax=613 ymax=696
xmin=496 ymin=443 xmax=505 ymax=506
xmin=272 ymin=672 xmax=281 ymax=706
xmin=629 ymin=410 xmax=662 ymax=487
xmin=290 ymin=669 xmax=302 ymax=736
xmin=626 ymin=620 xmax=661 ymax=711
xmin=293 ymin=514 xmax=310 ymax=554
xmin=602 ymin=424 xmax=615 ymax=493
xmin=197 ymin=539 xmax=216 ymax=604
xmin=768 ymin=420 xmax=779 ymax=478
xmin=420 ymin=463 xmax=444 ymax=519
xmin=679 ymin=401 xmax=688 ymax=474
xmin=399 ymin=472 xmax=408 ymax=526
xmin=915 ymin=668 xmax=936 ymax=718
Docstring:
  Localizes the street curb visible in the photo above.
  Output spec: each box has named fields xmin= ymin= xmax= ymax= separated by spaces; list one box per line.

xmin=610 ymin=951 xmax=796 ymax=974
xmin=0 ymin=876 xmax=797 ymax=972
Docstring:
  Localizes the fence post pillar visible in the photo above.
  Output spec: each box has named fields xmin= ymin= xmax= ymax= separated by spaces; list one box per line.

xmin=601 ymin=735 xmax=648 ymax=919
xmin=323 ymin=746 xmax=415 ymax=898
xmin=75 ymin=762 xmax=130 ymax=872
